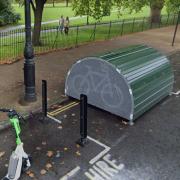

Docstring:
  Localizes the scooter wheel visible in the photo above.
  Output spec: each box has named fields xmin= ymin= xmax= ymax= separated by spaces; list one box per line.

xmin=2 ymin=177 xmax=10 ymax=180
xmin=21 ymin=155 xmax=32 ymax=173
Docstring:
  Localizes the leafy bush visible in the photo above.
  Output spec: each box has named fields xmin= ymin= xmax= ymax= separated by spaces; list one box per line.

xmin=0 ymin=10 xmax=21 ymax=26
xmin=0 ymin=0 xmax=21 ymax=26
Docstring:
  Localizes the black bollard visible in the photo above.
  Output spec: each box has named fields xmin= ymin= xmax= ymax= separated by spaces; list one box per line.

xmin=42 ymin=80 xmax=47 ymax=118
xmin=76 ymin=94 xmax=88 ymax=147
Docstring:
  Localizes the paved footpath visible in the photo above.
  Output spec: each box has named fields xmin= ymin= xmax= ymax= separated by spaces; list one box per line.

xmin=0 ymin=26 xmax=179 ymax=120
xmin=0 ymin=52 xmax=179 ymax=179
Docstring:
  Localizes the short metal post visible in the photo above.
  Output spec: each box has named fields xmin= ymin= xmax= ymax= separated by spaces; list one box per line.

xmin=76 ymin=94 xmax=88 ymax=147
xmin=42 ymin=80 xmax=47 ymax=117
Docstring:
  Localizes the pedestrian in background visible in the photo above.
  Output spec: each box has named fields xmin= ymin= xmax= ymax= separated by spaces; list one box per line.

xmin=64 ymin=17 xmax=70 ymax=35
xmin=59 ymin=15 xmax=64 ymax=34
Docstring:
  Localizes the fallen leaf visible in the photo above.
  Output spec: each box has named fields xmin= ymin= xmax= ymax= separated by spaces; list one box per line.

xmin=64 ymin=147 xmax=68 ymax=151
xmin=76 ymin=151 xmax=81 ymax=156
xmin=122 ymin=120 xmax=128 ymax=125
xmin=47 ymin=151 xmax=54 ymax=157
xmin=0 ymin=152 xmax=5 ymax=158
xmin=36 ymin=147 xmax=41 ymax=151
xmin=26 ymin=170 xmax=31 ymax=175
xmin=29 ymin=172 xmax=35 ymax=178
xmin=46 ymin=163 xmax=53 ymax=170
xmin=40 ymin=169 xmax=47 ymax=175
xmin=42 ymin=141 xmax=47 ymax=146
xmin=76 ymin=144 xmax=80 ymax=148
xmin=58 ymin=126 xmax=63 ymax=129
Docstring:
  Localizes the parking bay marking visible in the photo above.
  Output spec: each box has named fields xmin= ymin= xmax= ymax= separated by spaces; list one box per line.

xmin=50 ymin=101 xmax=124 ymax=179
xmin=87 ymin=136 xmax=111 ymax=165
xmin=60 ymin=166 xmax=81 ymax=180
xmin=47 ymin=114 xmax=62 ymax=124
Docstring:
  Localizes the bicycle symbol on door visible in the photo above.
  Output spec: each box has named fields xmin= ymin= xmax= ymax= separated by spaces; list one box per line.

xmin=72 ymin=63 xmax=124 ymax=108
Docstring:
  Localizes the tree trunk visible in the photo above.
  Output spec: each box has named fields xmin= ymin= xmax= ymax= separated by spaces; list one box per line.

xmin=66 ymin=0 xmax=69 ymax=7
xmin=150 ymin=6 xmax=162 ymax=23
xmin=32 ymin=4 xmax=44 ymax=46
xmin=53 ymin=0 xmax=55 ymax=7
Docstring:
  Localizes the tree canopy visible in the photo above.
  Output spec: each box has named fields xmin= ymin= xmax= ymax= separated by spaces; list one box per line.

xmin=72 ymin=0 xmax=180 ymax=24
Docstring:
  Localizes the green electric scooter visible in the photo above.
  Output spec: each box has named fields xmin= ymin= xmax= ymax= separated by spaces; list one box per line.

xmin=0 ymin=109 xmax=31 ymax=180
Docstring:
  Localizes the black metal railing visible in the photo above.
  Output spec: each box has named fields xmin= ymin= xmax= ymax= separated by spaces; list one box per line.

xmin=0 ymin=14 xmax=178 ymax=63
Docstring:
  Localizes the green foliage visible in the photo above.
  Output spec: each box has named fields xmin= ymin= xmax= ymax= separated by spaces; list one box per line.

xmin=0 ymin=0 xmax=21 ymax=26
xmin=72 ymin=0 xmax=113 ymax=21
xmin=166 ymin=0 xmax=180 ymax=13
xmin=113 ymin=0 xmax=165 ymax=13
xmin=72 ymin=0 xmax=177 ymax=22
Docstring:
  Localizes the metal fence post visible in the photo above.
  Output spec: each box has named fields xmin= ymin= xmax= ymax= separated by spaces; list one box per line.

xmin=108 ymin=21 xmax=112 ymax=39
xmin=75 ymin=26 xmax=79 ymax=47
xmin=172 ymin=11 xmax=180 ymax=46
xmin=0 ymin=32 xmax=2 ymax=62
xmin=132 ymin=18 xmax=135 ymax=32
xmin=42 ymin=80 xmax=47 ymax=118
xmin=121 ymin=19 xmax=125 ymax=36
xmin=76 ymin=94 xmax=88 ymax=147
xmin=142 ymin=17 xmax=145 ymax=31
xmin=173 ymin=14 xmax=176 ymax=25
xmin=159 ymin=15 xmax=162 ymax=28
xmin=93 ymin=23 xmax=97 ymax=41
xmin=150 ymin=18 xmax=153 ymax=29
xmin=166 ymin=14 xmax=170 ymax=25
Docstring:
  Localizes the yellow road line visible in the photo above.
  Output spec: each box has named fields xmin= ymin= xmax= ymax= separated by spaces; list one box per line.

xmin=50 ymin=102 xmax=79 ymax=116
xmin=51 ymin=102 xmax=79 ymax=116
xmin=50 ymin=101 xmax=77 ymax=114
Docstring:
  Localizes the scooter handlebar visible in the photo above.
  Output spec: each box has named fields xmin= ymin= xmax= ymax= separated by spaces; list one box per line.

xmin=0 ymin=109 xmax=25 ymax=121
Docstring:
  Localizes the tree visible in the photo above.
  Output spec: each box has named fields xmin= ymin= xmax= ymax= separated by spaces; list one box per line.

xmin=66 ymin=0 xmax=69 ymax=7
xmin=72 ymin=0 xmax=111 ymax=25
xmin=72 ymin=0 xmax=169 ymax=24
xmin=118 ymin=0 xmax=165 ymax=23
xmin=30 ymin=0 xmax=47 ymax=46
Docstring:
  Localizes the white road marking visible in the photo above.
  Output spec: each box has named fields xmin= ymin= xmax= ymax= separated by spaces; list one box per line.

xmin=87 ymin=136 xmax=111 ymax=165
xmin=60 ymin=166 xmax=81 ymax=180
xmin=47 ymin=114 xmax=62 ymax=124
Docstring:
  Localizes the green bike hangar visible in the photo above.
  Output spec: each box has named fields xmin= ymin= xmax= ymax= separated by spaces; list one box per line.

xmin=65 ymin=45 xmax=174 ymax=123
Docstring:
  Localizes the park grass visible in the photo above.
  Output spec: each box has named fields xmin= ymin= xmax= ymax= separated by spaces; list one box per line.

xmin=0 ymin=14 xmax=176 ymax=63
xmin=12 ymin=3 xmax=168 ymax=26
